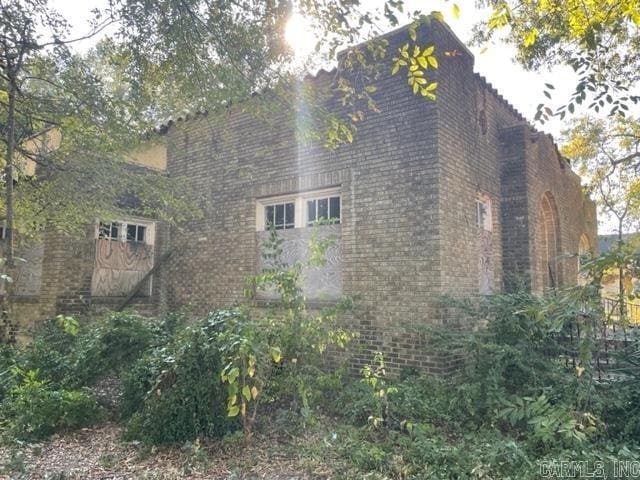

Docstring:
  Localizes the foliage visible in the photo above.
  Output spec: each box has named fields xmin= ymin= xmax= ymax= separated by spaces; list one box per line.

xmin=360 ymin=352 xmax=399 ymax=429
xmin=68 ymin=312 xmax=168 ymax=387
xmin=221 ymin=225 xmax=356 ymax=436
xmin=122 ymin=312 xmax=234 ymax=445
xmin=14 ymin=312 xmax=169 ymax=390
xmin=561 ymin=116 xmax=640 ymax=235
xmin=475 ymin=0 xmax=640 ymax=121
xmin=391 ymin=43 xmax=438 ymax=98
xmin=0 ymin=1 xmax=199 ymax=240
xmin=0 ymin=369 xmax=102 ymax=441
xmin=497 ymin=393 xmax=597 ymax=445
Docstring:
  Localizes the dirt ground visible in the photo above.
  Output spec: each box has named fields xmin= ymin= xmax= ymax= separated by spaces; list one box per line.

xmin=0 ymin=422 xmax=337 ymax=480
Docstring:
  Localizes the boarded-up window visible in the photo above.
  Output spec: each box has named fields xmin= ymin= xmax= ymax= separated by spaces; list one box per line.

xmin=91 ymin=220 xmax=155 ymax=297
xmin=477 ymin=193 xmax=494 ymax=294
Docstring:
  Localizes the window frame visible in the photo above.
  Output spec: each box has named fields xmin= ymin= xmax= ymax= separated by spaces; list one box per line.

xmin=96 ymin=218 xmax=155 ymax=245
xmin=475 ymin=194 xmax=492 ymax=232
xmin=256 ymin=187 xmax=341 ymax=231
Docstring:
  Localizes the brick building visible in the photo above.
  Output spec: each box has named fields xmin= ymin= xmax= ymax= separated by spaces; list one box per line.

xmin=10 ymin=21 xmax=597 ymax=371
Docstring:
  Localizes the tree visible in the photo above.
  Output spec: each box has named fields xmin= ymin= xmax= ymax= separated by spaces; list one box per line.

xmin=0 ymin=0 xmax=197 ymax=330
xmin=475 ymin=0 xmax=640 ymax=122
xmin=561 ymin=115 xmax=640 ymax=311
xmin=561 ymin=115 xmax=640 ymax=234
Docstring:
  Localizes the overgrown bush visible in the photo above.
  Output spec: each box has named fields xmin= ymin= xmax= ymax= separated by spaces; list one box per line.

xmin=1 ymin=369 xmax=102 ymax=441
xmin=16 ymin=311 xmax=178 ymax=390
xmin=217 ymin=225 xmax=356 ymax=436
xmin=68 ymin=312 xmax=168 ymax=387
xmin=122 ymin=311 xmax=236 ymax=445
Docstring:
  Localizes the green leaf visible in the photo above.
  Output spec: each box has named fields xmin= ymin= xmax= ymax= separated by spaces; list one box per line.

xmin=227 ymin=367 xmax=240 ymax=383
xmin=242 ymin=385 xmax=251 ymax=401
xmin=228 ymin=406 xmax=240 ymax=417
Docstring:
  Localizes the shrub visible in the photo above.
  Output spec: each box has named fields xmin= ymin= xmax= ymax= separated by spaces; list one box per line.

xmin=69 ymin=312 xmax=167 ymax=387
xmin=218 ymin=226 xmax=356 ymax=436
xmin=15 ymin=317 xmax=79 ymax=389
xmin=1 ymin=369 xmax=102 ymax=441
xmin=122 ymin=312 xmax=235 ymax=445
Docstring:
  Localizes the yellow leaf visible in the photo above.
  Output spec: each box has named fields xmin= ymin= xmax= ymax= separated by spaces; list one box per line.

xmin=413 ymin=45 xmax=420 ymax=57
xmin=251 ymin=386 xmax=259 ymax=400
xmin=391 ymin=64 xmax=400 ymax=75
xmin=427 ymin=56 xmax=438 ymax=68
xmin=523 ymin=27 xmax=539 ymax=47
xmin=426 ymin=81 xmax=438 ymax=91
xmin=416 ymin=77 xmax=427 ymax=85
xmin=453 ymin=3 xmax=460 ymax=19
xmin=423 ymin=46 xmax=435 ymax=56
xmin=576 ymin=366 xmax=585 ymax=377
xmin=418 ymin=56 xmax=428 ymax=68
xmin=270 ymin=346 xmax=282 ymax=363
xmin=413 ymin=82 xmax=419 ymax=94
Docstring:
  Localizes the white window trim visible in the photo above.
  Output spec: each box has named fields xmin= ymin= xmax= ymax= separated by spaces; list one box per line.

xmin=95 ymin=218 xmax=156 ymax=245
xmin=256 ymin=187 xmax=341 ymax=231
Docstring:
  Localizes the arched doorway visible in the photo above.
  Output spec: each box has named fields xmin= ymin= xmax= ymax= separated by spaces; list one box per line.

xmin=534 ymin=192 xmax=561 ymax=293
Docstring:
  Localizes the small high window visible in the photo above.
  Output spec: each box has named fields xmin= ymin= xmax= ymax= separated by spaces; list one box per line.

xmin=126 ymin=224 xmax=147 ymax=243
xmin=98 ymin=222 xmax=121 ymax=241
xmin=264 ymin=202 xmax=295 ymax=230
xmin=256 ymin=188 xmax=341 ymax=231
xmin=97 ymin=220 xmax=152 ymax=244
xmin=307 ymin=196 xmax=341 ymax=226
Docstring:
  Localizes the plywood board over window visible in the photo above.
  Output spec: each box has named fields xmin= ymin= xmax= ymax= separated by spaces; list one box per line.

xmin=477 ymin=193 xmax=495 ymax=294
xmin=91 ymin=219 xmax=155 ymax=297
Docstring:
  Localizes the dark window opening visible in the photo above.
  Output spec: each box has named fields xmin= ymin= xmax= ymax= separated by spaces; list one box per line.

xmin=307 ymin=196 xmax=341 ymax=226
xmin=265 ymin=202 xmax=295 ymax=230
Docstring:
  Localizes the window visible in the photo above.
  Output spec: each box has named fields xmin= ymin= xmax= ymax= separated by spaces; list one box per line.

xmin=97 ymin=220 xmax=153 ymax=244
xmin=307 ymin=196 xmax=340 ymax=226
xmin=476 ymin=195 xmax=492 ymax=232
xmin=264 ymin=202 xmax=295 ymax=230
xmin=126 ymin=224 xmax=147 ymax=243
xmin=98 ymin=222 xmax=121 ymax=241
xmin=256 ymin=188 xmax=341 ymax=231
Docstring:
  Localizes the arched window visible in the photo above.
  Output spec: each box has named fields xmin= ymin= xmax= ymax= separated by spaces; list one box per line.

xmin=534 ymin=192 xmax=561 ymax=293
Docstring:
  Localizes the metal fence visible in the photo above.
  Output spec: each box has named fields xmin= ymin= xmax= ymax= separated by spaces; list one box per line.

xmin=557 ymin=298 xmax=640 ymax=380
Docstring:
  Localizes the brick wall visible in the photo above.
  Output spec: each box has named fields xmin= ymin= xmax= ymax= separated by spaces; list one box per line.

xmin=159 ymin=21 xmax=595 ymax=372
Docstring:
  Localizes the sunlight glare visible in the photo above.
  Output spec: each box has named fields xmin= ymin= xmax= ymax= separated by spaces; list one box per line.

xmin=285 ymin=12 xmax=316 ymax=58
